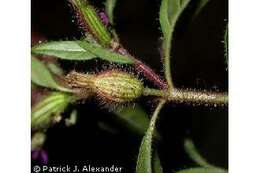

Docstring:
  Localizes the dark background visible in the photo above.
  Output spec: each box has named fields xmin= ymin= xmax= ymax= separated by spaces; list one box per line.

xmin=32 ymin=0 xmax=228 ymax=172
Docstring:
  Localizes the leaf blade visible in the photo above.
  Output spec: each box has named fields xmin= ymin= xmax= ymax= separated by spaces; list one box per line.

xmin=184 ymin=138 xmax=216 ymax=168
xmin=32 ymin=41 xmax=134 ymax=64
xmin=31 ymin=56 xmax=71 ymax=92
xmin=159 ymin=0 xmax=191 ymax=89
xmin=193 ymin=0 xmax=210 ymax=18
xmin=153 ymin=151 xmax=163 ymax=173
xmin=105 ymin=0 xmax=119 ymax=40
xmin=224 ymin=24 xmax=228 ymax=65
xmin=136 ymin=101 xmax=165 ymax=173
xmin=113 ymin=104 xmax=150 ymax=136
xmin=77 ymin=41 xmax=134 ymax=64
xmin=105 ymin=0 xmax=117 ymax=25
xmin=176 ymin=167 xmax=227 ymax=173
xmin=32 ymin=41 xmax=96 ymax=60
xmin=159 ymin=0 xmax=191 ymax=43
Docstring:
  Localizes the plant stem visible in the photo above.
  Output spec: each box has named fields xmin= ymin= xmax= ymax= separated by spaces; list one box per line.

xmin=143 ymin=88 xmax=228 ymax=106
xmin=149 ymin=100 xmax=166 ymax=134
xmin=163 ymin=39 xmax=174 ymax=89
xmin=134 ymin=59 xmax=168 ymax=89
xmin=111 ymin=42 xmax=168 ymax=89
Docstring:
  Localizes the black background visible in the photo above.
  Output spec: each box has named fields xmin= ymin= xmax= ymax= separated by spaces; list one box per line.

xmin=32 ymin=0 xmax=228 ymax=172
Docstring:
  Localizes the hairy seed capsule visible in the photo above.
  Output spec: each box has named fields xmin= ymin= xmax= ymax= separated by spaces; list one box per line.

xmin=65 ymin=71 xmax=143 ymax=103
xmin=93 ymin=71 xmax=143 ymax=103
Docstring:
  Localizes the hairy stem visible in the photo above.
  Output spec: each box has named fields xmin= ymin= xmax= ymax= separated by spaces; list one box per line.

xmin=143 ymin=88 xmax=228 ymax=106
xmin=163 ymin=39 xmax=174 ymax=89
xmin=111 ymin=42 xmax=168 ymax=89
xmin=134 ymin=59 xmax=168 ymax=89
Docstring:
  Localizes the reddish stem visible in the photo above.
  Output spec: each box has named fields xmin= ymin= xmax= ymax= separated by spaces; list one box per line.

xmin=134 ymin=60 xmax=168 ymax=89
xmin=111 ymin=41 xmax=168 ymax=89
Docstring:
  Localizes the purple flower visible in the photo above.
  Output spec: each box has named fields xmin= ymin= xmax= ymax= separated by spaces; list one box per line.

xmin=32 ymin=149 xmax=48 ymax=164
xmin=98 ymin=11 xmax=109 ymax=27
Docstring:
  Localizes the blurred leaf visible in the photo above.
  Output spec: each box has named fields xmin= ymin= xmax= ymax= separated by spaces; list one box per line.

xmin=65 ymin=109 xmax=78 ymax=126
xmin=193 ymin=0 xmax=210 ymax=18
xmin=46 ymin=62 xmax=64 ymax=76
xmin=32 ymin=41 xmax=96 ymax=60
xmin=176 ymin=167 xmax=227 ymax=173
xmin=31 ymin=132 xmax=46 ymax=150
xmin=160 ymin=0 xmax=191 ymax=43
xmin=98 ymin=121 xmax=119 ymax=134
xmin=184 ymin=138 xmax=215 ymax=168
xmin=105 ymin=0 xmax=117 ymax=25
xmin=224 ymin=24 xmax=228 ymax=65
xmin=31 ymin=92 xmax=71 ymax=130
xmin=153 ymin=151 xmax=163 ymax=173
xmin=113 ymin=104 xmax=149 ymax=136
xmin=31 ymin=56 xmax=72 ymax=92
xmin=136 ymin=101 xmax=165 ymax=173
xmin=78 ymin=41 xmax=133 ymax=64
xmin=105 ymin=0 xmax=119 ymax=40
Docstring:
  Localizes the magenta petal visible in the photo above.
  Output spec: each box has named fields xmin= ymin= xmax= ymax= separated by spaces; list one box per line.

xmin=40 ymin=150 xmax=49 ymax=164
xmin=98 ymin=12 xmax=109 ymax=27
xmin=31 ymin=150 xmax=40 ymax=160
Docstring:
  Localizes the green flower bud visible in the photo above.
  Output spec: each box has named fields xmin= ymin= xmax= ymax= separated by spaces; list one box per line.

xmin=31 ymin=92 xmax=71 ymax=130
xmin=94 ymin=71 xmax=143 ymax=103
xmin=70 ymin=0 xmax=112 ymax=46
xmin=65 ymin=71 xmax=143 ymax=103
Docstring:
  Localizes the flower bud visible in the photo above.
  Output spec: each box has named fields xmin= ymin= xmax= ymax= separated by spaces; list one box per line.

xmin=31 ymin=92 xmax=71 ymax=130
xmin=70 ymin=0 xmax=112 ymax=46
xmin=94 ymin=71 xmax=143 ymax=103
xmin=65 ymin=71 xmax=143 ymax=103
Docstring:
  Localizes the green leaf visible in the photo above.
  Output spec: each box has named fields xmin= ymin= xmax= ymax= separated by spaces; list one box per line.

xmin=46 ymin=62 xmax=64 ymax=76
xmin=105 ymin=0 xmax=119 ymax=40
xmin=159 ymin=0 xmax=191 ymax=89
xmin=31 ymin=92 xmax=71 ymax=130
xmin=32 ymin=41 xmax=96 ymax=60
xmin=193 ymin=0 xmax=210 ymax=18
xmin=176 ymin=167 xmax=227 ymax=173
xmin=31 ymin=56 xmax=72 ymax=92
xmin=105 ymin=0 xmax=117 ymax=25
xmin=224 ymin=24 xmax=228 ymax=65
xmin=153 ymin=151 xmax=163 ymax=173
xmin=184 ymin=138 xmax=215 ymax=168
xmin=98 ymin=121 xmax=119 ymax=134
xmin=65 ymin=109 xmax=78 ymax=127
xmin=31 ymin=132 xmax=46 ymax=150
xmin=78 ymin=41 xmax=134 ymax=64
xmin=113 ymin=104 xmax=150 ymax=136
xmin=32 ymin=41 xmax=133 ymax=64
xmin=160 ymin=0 xmax=191 ymax=44
xmin=136 ymin=101 xmax=165 ymax=173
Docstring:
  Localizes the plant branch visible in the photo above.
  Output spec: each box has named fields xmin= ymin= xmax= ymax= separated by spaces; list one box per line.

xmin=143 ymin=88 xmax=228 ymax=106
xmin=134 ymin=59 xmax=168 ymax=89
xmin=111 ymin=41 xmax=168 ymax=89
